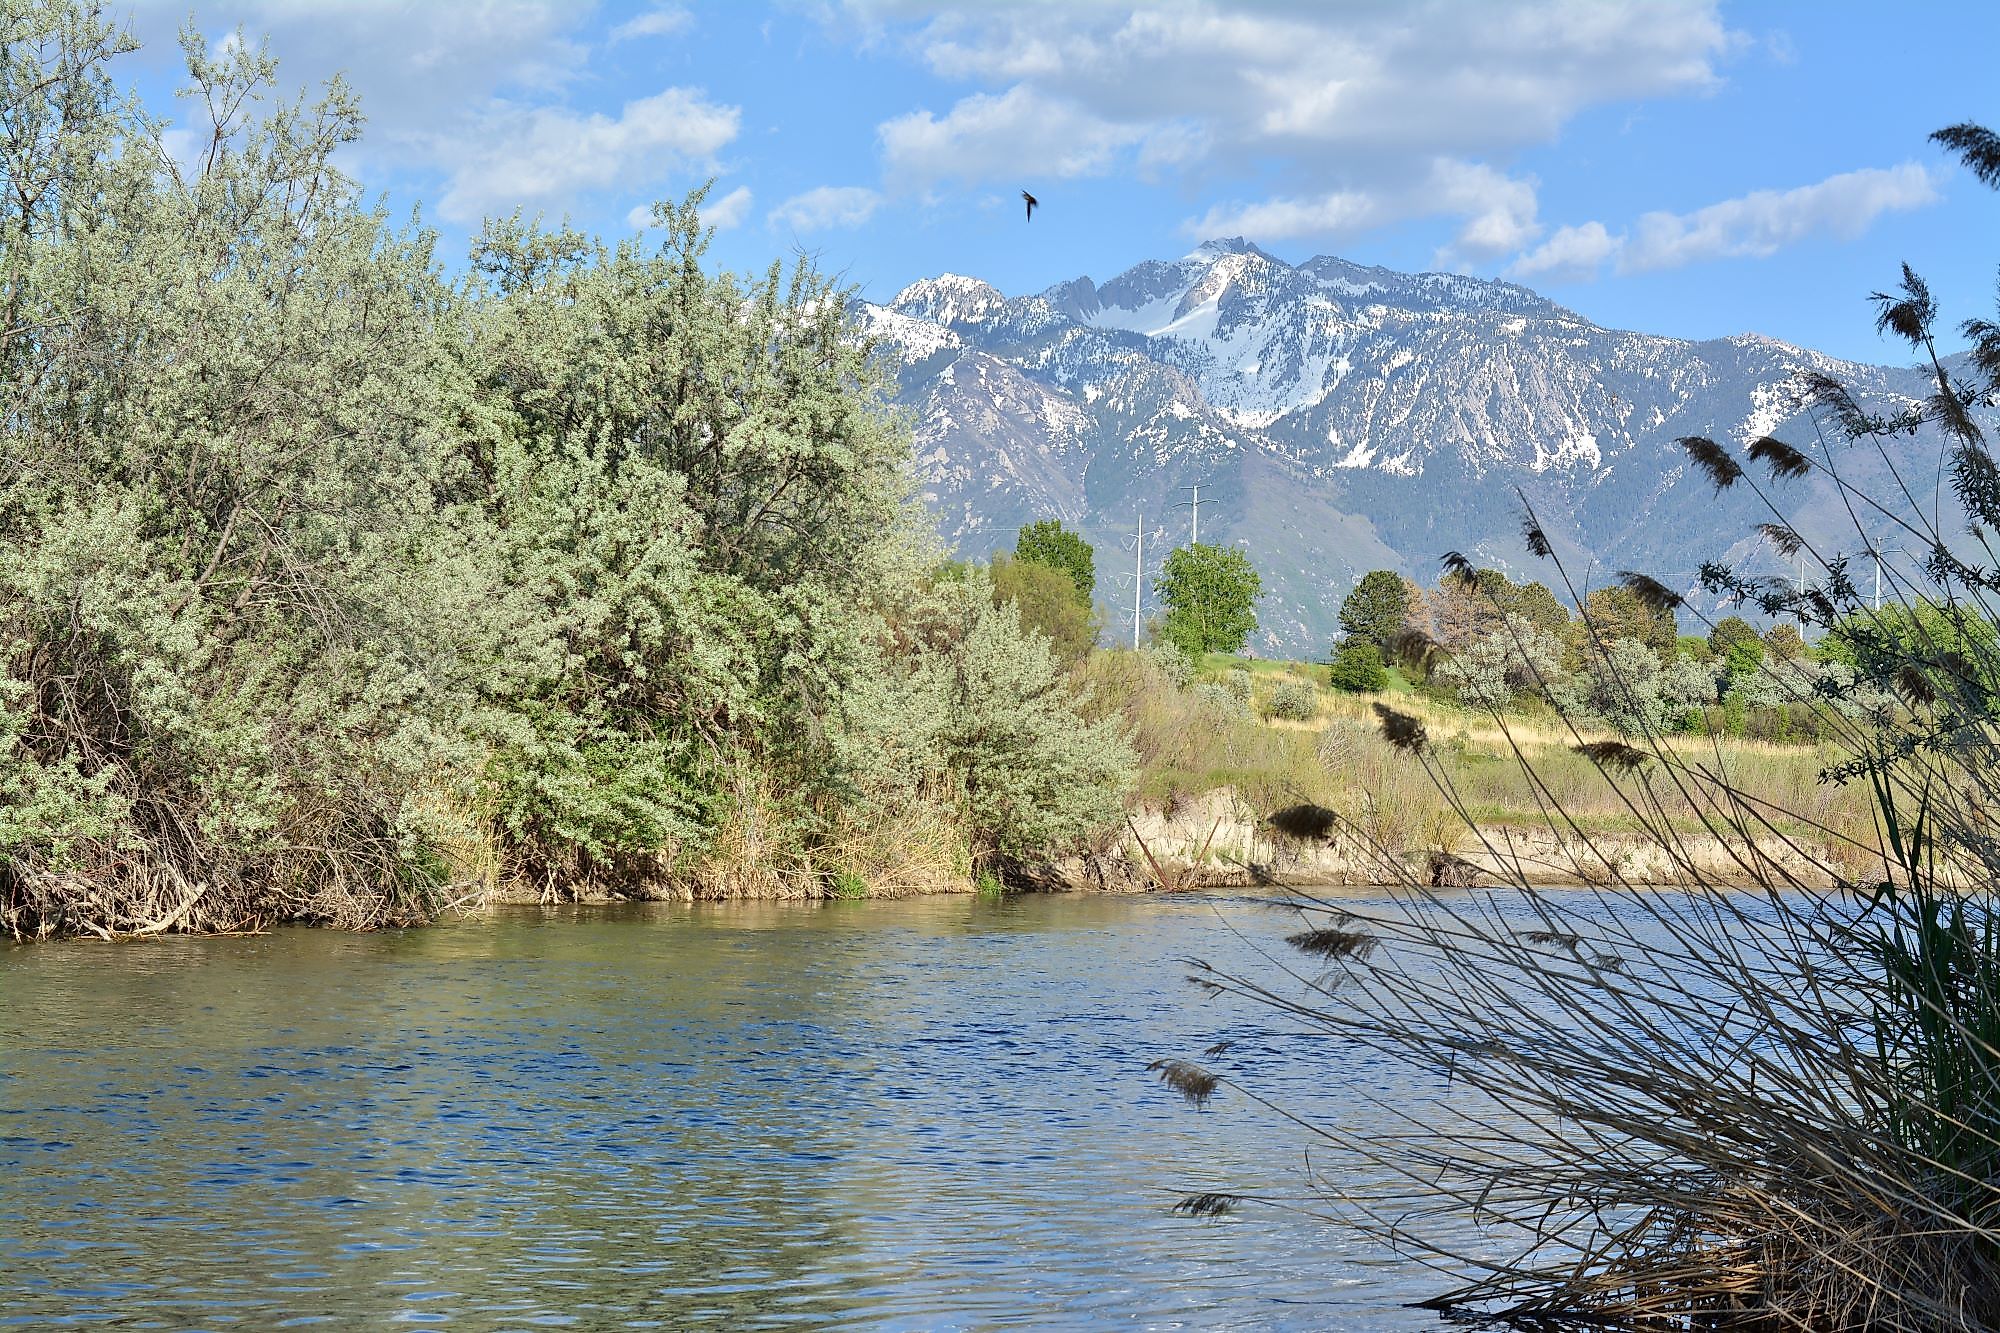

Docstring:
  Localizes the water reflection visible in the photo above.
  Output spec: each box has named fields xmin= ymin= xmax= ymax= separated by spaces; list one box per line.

xmin=4 ymin=893 xmax=1452 ymax=1329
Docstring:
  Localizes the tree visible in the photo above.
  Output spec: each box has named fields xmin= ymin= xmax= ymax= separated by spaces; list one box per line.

xmin=1577 ymin=585 xmax=1677 ymax=656
xmin=1501 ymin=580 xmax=1571 ymax=638
xmin=1430 ymin=568 xmax=1509 ymax=649
xmin=1337 ymin=570 xmax=1411 ymax=652
xmin=1709 ymin=615 xmax=1766 ymax=685
xmin=1015 ymin=519 xmax=1095 ymax=605
xmin=1763 ymin=622 xmax=1807 ymax=660
xmin=1156 ymin=543 xmax=1261 ymax=656
xmin=1328 ymin=642 xmax=1388 ymax=693
xmin=1438 ymin=615 xmax=1566 ymax=711
xmin=1432 ymin=568 xmax=1571 ymax=650
xmin=0 ymin=5 xmax=1135 ymax=932
xmin=990 ymin=554 xmax=1098 ymax=664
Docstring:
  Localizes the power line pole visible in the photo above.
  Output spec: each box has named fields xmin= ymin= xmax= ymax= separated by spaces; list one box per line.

xmin=1132 ymin=510 xmax=1143 ymax=650
xmin=1176 ymin=482 xmax=1204 ymax=547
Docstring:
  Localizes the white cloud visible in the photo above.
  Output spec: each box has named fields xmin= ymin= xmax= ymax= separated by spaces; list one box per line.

xmin=1189 ymin=159 xmax=1540 ymax=264
xmin=880 ymin=84 xmax=1155 ymax=184
xmin=1622 ymin=163 xmax=1942 ymax=272
xmin=1187 ymin=188 xmax=1390 ymax=243
xmin=126 ymin=1 xmax=591 ymax=129
xmin=768 ymin=185 xmax=883 ymax=232
xmin=702 ymin=184 xmax=755 ymax=230
xmin=1506 ymin=221 xmax=1621 ymax=283
xmin=125 ymin=1 xmax=721 ymax=226
xmin=842 ymin=1 xmax=1732 ymax=247
xmin=1505 ymin=164 xmax=1942 ymax=282
xmin=611 ymin=6 xmax=693 ymax=42
xmin=435 ymin=88 xmax=740 ymax=223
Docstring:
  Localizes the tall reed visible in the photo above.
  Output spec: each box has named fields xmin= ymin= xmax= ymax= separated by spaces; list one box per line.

xmin=1164 ymin=124 xmax=2000 ymax=1330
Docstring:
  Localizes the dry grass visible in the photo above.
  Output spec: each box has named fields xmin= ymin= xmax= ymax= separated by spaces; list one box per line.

xmin=1079 ymin=649 xmax=1866 ymax=863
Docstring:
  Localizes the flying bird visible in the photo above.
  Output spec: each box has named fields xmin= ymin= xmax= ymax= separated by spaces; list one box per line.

xmin=1022 ymin=190 xmax=1038 ymax=222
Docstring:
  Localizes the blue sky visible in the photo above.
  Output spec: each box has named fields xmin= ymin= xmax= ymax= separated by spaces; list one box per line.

xmin=111 ymin=1 xmax=2000 ymax=364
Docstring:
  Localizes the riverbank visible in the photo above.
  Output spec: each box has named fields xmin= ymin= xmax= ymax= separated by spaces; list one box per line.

xmin=481 ymin=781 xmax=1847 ymax=906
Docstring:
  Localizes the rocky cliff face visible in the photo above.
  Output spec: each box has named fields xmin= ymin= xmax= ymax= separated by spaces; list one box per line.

xmin=864 ymin=239 xmax=1954 ymax=654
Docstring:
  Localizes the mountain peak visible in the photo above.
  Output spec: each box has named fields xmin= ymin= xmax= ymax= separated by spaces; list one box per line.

xmin=890 ymin=273 xmax=1006 ymax=326
xmin=1188 ymin=236 xmax=1283 ymax=264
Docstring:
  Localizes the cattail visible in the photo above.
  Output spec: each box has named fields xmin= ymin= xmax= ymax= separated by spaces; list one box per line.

xmin=1148 ymin=1059 xmax=1220 ymax=1108
xmin=1748 ymin=435 xmax=1811 ymax=480
xmin=1758 ymin=523 xmax=1804 ymax=557
xmin=1391 ymin=627 xmax=1442 ymax=673
xmin=1933 ymin=122 xmax=2000 ymax=188
xmin=1679 ymin=436 xmax=1744 ymax=490
xmin=1871 ymin=263 xmax=1937 ymax=347
xmin=1572 ymin=739 xmax=1651 ymax=772
xmin=1173 ymin=1192 xmax=1239 ymax=1217
xmin=1618 ymin=571 xmax=1683 ymax=612
xmin=1441 ymin=550 xmax=1478 ymax=588
xmin=1373 ymin=702 xmax=1428 ymax=752
xmin=1267 ymin=803 xmax=1338 ymax=840
xmin=1286 ymin=926 xmax=1378 ymax=960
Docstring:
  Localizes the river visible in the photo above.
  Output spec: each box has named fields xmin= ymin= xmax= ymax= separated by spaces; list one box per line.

xmin=4 ymin=891 xmax=1476 ymax=1329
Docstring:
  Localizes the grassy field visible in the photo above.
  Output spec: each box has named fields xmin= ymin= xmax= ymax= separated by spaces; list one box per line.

xmin=1080 ymin=649 xmax=1872 ymax=863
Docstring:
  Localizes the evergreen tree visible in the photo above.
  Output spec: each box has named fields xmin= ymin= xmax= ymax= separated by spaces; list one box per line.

xmin=1337 ymin=570 xmax=1411 ymax=651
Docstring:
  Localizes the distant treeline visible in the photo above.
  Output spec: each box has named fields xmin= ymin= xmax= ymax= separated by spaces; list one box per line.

xmin=1330 ymin=566 xmax=1924 ymax=742
xmin=0 ymin=4 xmax=1129 ymax=937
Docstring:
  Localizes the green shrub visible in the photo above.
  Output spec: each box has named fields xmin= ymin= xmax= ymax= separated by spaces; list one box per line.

xmin=1190 ymin=682 xmax=1250 ymax=718
xmin=1264 ymin=679 xmax=1319 ymax=721
xmin=1329 ymin=642 xmax=1389 ymax=692
xmin=1143 ymin=641 xmax=1194 ymax=689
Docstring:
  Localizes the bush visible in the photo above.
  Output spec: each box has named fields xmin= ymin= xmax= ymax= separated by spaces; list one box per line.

xmin=1190 ymin=682 xmax=1249 ymax=719
xmin=1143 ymin=641 xmax=1194 ymax=689
xmin=1222 ymin=668 xmax=1252 ymax=701
xmin=1264 ymin=679 xmax=1319 ymax=722
xmin=990 ymin=554 xmax=1099 ymax=664
xmin=1328 ymin=642 xmax=1388 ymax=692
xmin=0 ymin=10 xmax=1137 ymax=933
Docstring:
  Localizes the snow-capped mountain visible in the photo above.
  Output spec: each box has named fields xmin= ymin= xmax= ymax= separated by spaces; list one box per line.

xmin=864 ymin=239 xmax=1957 ymax=655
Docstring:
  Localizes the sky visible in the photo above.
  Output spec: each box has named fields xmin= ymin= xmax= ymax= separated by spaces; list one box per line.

xmin=107 ymin=0 xmax=2000 ymax=365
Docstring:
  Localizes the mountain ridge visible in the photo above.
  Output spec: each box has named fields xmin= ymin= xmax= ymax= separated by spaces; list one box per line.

xmin=864 ymin=240 xmax=1960 ymax=654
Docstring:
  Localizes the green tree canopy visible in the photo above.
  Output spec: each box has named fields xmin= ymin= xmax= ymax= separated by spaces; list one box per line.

xmin=0 ymin=4 xmax=1136 ymax=933
xmin=1501 ymin=580 xmax=1571 ymax=638
xmin=1764 ymin=622 xmax=1807 ymax=660
xmin=1709 ymin=616 xmax=1766 ymax=681
xmin=1156 ymin=543 xmax=1261 ymax=656
xmin=1821 ymin=600 xmax=2000 ymax=695
xmin=1577 ymin=585 xmax=1678 ymax=656
xmin=990 ymin=554 xmax=1098 ymax=664
xmin=1337 ymin=570 xmax=1411 ymax=652
xmin=1431 ymin=568 xmax=1571 ymax=648
xmin=1015 ymin=519 xmax=1095 ymax=604
xmin=1328 ymin=641 xmax=1388 ymax=693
